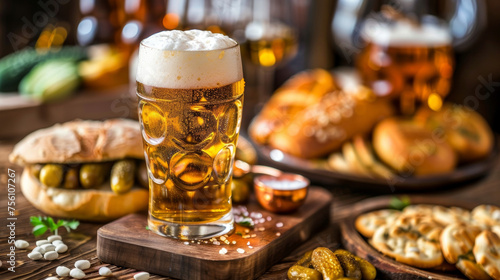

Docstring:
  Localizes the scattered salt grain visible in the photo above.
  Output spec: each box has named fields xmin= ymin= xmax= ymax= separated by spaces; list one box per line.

xmin=36 ymin=240 xmax=50 ymax=246
xmin=134 ymin=272 xmax=150 ymax=280
xmin=56 ymin=266 xmax=70 ymax=277
xmin=75 ymin=259 xmax=91 ymax=270
xmin=99 ymin=266 xmax=112 ymax=276
xmin=15 ymin=240 xmax=29 ymax=249
xmin=219 ymin=248 xmax=228 ymax=255
xmin=70 ymin=268 xmax=86 ymax=279
xmin=27 ymin=252 xmax=42 ymax=260
xmin=237 ymin=248 xmax=245 ymax=254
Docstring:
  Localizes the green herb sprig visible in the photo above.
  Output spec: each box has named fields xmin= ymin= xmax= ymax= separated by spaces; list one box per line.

xmin=389 ymin=196 xmax=411 ymax=211
xmin=30 ymin=216 xmax=80 ymax=237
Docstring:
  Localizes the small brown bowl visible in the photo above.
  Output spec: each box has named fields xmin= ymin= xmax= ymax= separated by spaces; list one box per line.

xmin=254 ymin=173 xmax=310 ymax=213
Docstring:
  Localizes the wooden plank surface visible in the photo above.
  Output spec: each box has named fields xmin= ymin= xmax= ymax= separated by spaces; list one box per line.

xmin=97 ymin=187 xmax=331 ymax=280
xmin=0 ymin=141 xmax=500 ymax=279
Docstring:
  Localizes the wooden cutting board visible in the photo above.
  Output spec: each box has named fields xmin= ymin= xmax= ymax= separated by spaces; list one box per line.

xmin=97 ymin=186 xmax=332 ymax=280
xmin=340 ymin=195 xmax=477 ymax=280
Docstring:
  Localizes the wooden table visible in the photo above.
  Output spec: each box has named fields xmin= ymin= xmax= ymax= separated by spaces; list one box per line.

xmin=1 ymin=140 xmax=499 ymax=280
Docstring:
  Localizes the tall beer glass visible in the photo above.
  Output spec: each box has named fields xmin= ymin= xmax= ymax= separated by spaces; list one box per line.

xmin=136 ymin=30 xmax=244 ymax=240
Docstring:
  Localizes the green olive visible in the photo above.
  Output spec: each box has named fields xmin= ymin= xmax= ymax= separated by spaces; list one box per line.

xmin=63 ymin=167 xmax=79 ymax=189
xmin=40 ymin=164 xmax=64 ymax=188
xmin=136 ymin=161 xmax=149 ymax=189
xmin=31 ymin=164 xmax=43 ymax=179
xmin=232 ymin=179 xmax=250 ymax=204
xmin=80 ymin=163 xmax=110 ymax=188
xmin=111 ymin=159 xmax=136 ymax=194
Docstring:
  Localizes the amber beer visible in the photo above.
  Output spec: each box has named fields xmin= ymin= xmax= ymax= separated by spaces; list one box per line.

xmin=136 ymin=30 xmax=244 ymax=239
xmin=357 ymin=22 xmax=454 ymax=114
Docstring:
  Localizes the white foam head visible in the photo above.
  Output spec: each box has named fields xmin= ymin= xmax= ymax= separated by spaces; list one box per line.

xmin=136 ymin=30 xmax=242 ymax=89
xmin=362 ymin=20 xmax=451 ymax=46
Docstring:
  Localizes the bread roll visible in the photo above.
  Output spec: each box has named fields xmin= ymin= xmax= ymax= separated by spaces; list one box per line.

xmin=9 ymin=118 xmax=143 ymax=165
xmin=249 ymin=69 xmax=337 ymax=145
xmin=415 ymin=103 xmax=494 ymax=162
xmin=268 ymin=87 xmax=395 ymax=158
xmin=9 ymin=119 xmax=148 ymax=221
xmin=373 ymin=117 xmax=457 ymax=176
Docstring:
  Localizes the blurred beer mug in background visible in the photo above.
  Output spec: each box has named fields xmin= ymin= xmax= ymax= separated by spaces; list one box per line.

xmin=332 ymin=0 xmax=486 ymax=114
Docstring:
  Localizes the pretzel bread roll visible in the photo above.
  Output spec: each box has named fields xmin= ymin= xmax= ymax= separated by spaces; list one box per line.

xmin=373 ymin=117 xmax=457 ymax=176
xmin=415 ymin=103 xmax=494 ymax=163
xmin=249 ymin=69 xmax=337 ymax=145
xmin=9 ymin=119 xmax=148 ymax=221
xmin=268 ymin=87 xmax=395 ymax=159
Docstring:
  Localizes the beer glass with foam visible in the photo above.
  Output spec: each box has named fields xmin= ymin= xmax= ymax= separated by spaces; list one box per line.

xmin=136 ymin=30 xmax=244 ymax=239
xmin=357 ymin=21 xmax=454 ymax=114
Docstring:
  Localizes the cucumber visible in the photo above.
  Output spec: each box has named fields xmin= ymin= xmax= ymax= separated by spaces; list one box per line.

xmin=19 ymin=58 xmax=80 ymax=102
xmin=0 ymin=47 xmax=87 ymax=92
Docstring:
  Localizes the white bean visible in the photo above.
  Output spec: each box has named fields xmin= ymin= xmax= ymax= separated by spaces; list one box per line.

xmin=47 ymin=235 xmax=62 ymax=242
xmin=52 ymin=240 xmax=64 ymax=246
xmin=44 ymin=251 xmax=58 ymax=260
xmin=75 ymin=259 xmax=91 ymax=270
xmin=55 ymin=244 xmax=68 ymax=253
xmin=15 ymin=240 xmax=29 ymax=249
xmin=36 ymin=240 xmax=50 ymax=246
xmin=41 ymin=244 xmax=56 ymax=252
xmin=99 ymin=266 xmax=112 ymax=276
xmin=27 ymin=252 xmax=43 ymax=260
xmin=45 ymin=277 xmax=59 ymax=280
xmin=70 ymin=268 xmax=86 ymax=279
xmin=32 ymin=247 xmax=45 ymax=254
xmin=56 ymin=266 xmax=71 ymax=277
xmin=134 ymin=272 xmax=150 ymax=280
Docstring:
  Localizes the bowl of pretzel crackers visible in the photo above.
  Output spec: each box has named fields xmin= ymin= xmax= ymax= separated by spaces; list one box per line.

xmin=340 ymin=196 xmax=500 ymax=279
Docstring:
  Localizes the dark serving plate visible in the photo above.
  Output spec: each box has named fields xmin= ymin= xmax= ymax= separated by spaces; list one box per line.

xmin=255 ymin=141 xmax=499 ymax=192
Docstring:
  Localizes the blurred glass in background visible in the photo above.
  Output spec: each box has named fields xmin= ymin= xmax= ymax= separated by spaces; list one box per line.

xmin=332 ymin=0 xmax=485 ymax=115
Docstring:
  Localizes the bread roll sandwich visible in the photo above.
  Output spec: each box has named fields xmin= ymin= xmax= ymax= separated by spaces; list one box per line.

xmin=9 ymin=119 xmax=149 ymax=221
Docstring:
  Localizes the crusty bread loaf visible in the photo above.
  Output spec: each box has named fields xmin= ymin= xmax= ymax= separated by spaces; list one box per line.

xmin=21 ymin=166 xmax=148 ymax=221
xmin=268 ymin=87 xmax=395 ymax=158
xmin=249 ymin=69 xmax=337 ymax=145
xmin=9 ymin=119 xmax=143 ymax=165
